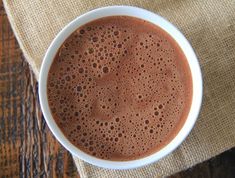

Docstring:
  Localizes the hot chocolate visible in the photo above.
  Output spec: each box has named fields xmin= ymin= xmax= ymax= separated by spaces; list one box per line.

xmin=47 ymin=16 xmax=192 ymax=160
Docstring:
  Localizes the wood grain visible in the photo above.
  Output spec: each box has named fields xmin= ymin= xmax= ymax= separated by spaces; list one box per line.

xmin=0 ymin=0 xmax=235 ymax=177
xmin=0 ymin=1 xmax=78 ymax=177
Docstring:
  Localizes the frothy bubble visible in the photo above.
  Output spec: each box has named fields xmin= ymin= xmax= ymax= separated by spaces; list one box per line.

xmin=47 ymin=16 xmax=191 ymax=161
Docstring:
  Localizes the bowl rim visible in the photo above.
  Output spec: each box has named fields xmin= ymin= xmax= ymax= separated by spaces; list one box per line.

xmin=39 ymin=5 xmax=203 ymax=169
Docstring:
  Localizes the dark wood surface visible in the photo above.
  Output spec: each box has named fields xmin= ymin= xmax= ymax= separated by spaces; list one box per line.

xmin=0 ymin=1 xmax=78 ymax=177
xmin=0 ymin=1 xmax=234 ymax=177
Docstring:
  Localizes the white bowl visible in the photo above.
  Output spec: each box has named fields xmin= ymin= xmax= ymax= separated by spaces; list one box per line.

xmin=39 ymin=6 xmax=203 ymax=170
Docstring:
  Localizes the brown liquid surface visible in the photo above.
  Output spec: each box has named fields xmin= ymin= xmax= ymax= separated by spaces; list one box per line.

xmin=47 ymin=16 xmax=192 ymax=161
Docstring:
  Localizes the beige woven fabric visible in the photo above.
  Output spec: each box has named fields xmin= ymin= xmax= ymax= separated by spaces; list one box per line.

xmin=3 ymin=0 xmax=235 ymax=177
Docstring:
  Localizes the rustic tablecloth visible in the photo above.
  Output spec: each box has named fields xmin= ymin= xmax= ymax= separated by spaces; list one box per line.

xmin=3 ymin=0 xmax=235 ymax=177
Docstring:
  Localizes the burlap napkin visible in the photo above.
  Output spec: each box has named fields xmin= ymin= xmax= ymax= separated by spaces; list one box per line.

xmin=3 ymin=0 xmax=235 ymax=177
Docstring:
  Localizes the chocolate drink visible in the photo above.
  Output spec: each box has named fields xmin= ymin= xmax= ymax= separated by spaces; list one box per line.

xmin=47 ymin=16 xmax=192 ymax=161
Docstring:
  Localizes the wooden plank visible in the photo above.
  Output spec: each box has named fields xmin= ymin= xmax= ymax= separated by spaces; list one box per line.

xmin=0 ymin=1 xmax=78 ymax=177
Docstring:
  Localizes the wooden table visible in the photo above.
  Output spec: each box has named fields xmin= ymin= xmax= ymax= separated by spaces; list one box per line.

xmin=0 ymin=1 xmax=234 ymax=177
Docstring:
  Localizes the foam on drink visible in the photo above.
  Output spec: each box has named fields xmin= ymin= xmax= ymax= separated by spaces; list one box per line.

xmin=47 ymin=16 xmax=192 ymax=160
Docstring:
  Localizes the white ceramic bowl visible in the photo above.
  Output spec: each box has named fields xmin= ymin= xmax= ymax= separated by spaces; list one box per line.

xmin=39 ymin=6 xmax=203 ymax=169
